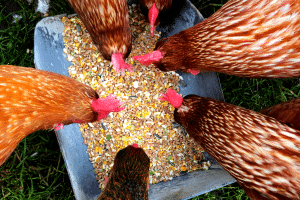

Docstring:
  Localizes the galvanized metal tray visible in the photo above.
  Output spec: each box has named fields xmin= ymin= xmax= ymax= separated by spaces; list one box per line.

xmin=34 ymin=1 xmax=235 ymax=199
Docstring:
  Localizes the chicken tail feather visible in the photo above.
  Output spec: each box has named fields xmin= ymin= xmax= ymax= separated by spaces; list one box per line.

xmin=260 ymin=98 xmax=300 ymax=130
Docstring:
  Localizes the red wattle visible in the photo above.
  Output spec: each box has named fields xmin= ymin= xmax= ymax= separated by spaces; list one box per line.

xmin=133 ymin=50 xmax=163 ymax=66
xmin=149 ymin=3 xmax=159 ymax=36
xmin=91 ymin=94 xmax=125 ymax=120
xmin=158 ymin=89 xmax=183 ymax=108
xmin=104 ymin=176 xmax=109 ymax=185
xmin=132 ymin=143 xmax=139 ymax=148
xmin=189 ymin=69 xmax=200 ymax=75
xmin=111 ymin=53 xmax=132 ymax=75
xmin=54 ymin=123 xmax=64 ymax=131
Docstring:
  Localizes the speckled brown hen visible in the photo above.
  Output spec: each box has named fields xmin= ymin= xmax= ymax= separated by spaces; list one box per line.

xmin=66 ymin=0 xmax=132 ymax=74
xmin=98 ymin=144 xmax=150 ymax=200
xmin=134 ymin=0 xmax=300 ymax=78
xmin=0 ymin=65 xmax=124 ymax=166
xmin=139 ymin=0 xmax=172 ymax=36
xmin=260 ymin=97 xmax=300 ymax=130
xmin=159 ymin=89 xmax=300 ymax=200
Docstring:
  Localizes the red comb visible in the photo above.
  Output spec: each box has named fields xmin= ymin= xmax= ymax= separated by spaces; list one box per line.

xmin=149 ymin=3 xmax=159 ymax=36
xmin=133 ymin=50 xmax=163 ymax=66
xmin=91 ymin=94 xmax=125 ymax=120
xmin=104 ymin=176 xmax=109 ymax=185
xmin=111 ymin=53 xmax=132 ymax=75
xmin=54 ymin=123 xmax=64 ymax=131
xmin=188 ymin=69 xmax=200 ymax=75
xmin=132 ymin=143 xmax=139 ymax=148
xmin=159 ymin=89 xmax=183 ymax=108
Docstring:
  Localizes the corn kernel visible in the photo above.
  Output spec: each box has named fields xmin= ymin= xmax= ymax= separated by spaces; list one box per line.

xmin=181 ymin=166 xmax=187 ymax=171
xmin=193 ymin=155 xmax=197 ymax=161
xmin=62 ymin=17 xmax=66 ymax=23
xmin=99 ymin=137 xmax=104 ymax=144
xmin=83 ymin=124 xmax=88 ymax=129
xmin=83 ymin=71 xmax=87 ymax=78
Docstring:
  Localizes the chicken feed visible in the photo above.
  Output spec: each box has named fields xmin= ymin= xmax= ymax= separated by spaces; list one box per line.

xmin=62 ymin=4 xmax=210 ymax=189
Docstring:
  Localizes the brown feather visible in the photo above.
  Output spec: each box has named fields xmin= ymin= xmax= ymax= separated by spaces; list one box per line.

xmin=154 ymin=0 xmax=300 ymax=78
xmin=98 ymin=145 xmax=150 ymax=199
xmin=174 ymin=95 xmax=300 ymax=199
xmin=140 ymin=0 xmax=172 ymax=11
xmin=0 ymin=65 xmax=99 ymax=166
xmin=238 ymin=181 xmax=271 ymax=200
xmin=66 ymin=0 xmax=132 ymax=60
xmin=260 ymin=97 xmax=300 ymax=130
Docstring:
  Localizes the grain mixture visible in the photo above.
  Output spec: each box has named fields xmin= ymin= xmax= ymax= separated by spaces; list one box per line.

xmin=62 ymin=4 xmax=211 ymax=189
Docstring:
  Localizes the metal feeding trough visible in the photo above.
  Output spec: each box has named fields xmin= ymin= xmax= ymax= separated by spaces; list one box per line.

xmin=34 ymin=0 xmax=236 ymax=199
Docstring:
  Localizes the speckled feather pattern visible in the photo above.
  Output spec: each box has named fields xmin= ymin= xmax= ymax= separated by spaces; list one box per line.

xmin=67 ymin=0 xmax=132 ymax=60
xmin=0 ymin=65 xmax=99 ymax=166
xmin=261 ymin=97 xmax=300 ymax=130
xmin=155 ymin=0 xmax=300 ymax=78
xmin=175 ymin=95 xmax=300 ymax=199
xmin=98 ymin=145 xmax=150 ymax=200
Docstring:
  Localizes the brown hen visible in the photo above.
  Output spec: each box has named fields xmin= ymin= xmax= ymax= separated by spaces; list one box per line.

xmin=66 ymin=0 xmax=132 ymax=74
xmin=159 ymin=89 xmax=300 ymax=200
xmin=0 ymin=65 xmax=124 ymax=166
xmin=134 ymin=0 xmax=300 ymax=78
xmin=260 ymin=97 xmax=300 ymax=130
xmin=98 ymin=144 xmax=150 ymax=200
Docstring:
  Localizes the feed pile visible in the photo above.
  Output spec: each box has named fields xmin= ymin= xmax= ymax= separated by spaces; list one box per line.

xmin=62 ymin=4 xmax=210 ymax=189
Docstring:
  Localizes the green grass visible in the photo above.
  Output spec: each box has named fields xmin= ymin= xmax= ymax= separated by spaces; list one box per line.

xmin=1 ymin=0 xmax=299 ymax=199
xmin=0 ymin=0 xmax=74 ymax=199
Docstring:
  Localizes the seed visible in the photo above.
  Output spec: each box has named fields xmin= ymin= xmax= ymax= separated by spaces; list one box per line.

xmin=129 ymin=95 xmax=138 ymax=99
xmin=181 ymin=127 xmax=188 ymax=136
xmin=172 ymin=122 xmax=180 ymax=128
xmin=168 ymin=160 xmax=175 ymax=167
xmin=101 ymin=122 xmax=107 ymax=130
xmin=153 ymin=134 xmax=161 ymax=139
